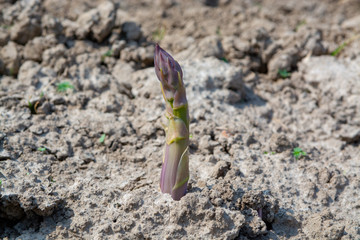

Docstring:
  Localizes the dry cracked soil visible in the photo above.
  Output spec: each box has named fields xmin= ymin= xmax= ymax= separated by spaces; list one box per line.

xmin=0 ymin=0 xmax=360 ymax=239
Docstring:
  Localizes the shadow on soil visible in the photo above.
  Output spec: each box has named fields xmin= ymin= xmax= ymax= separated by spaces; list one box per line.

xmin=271 ymin=208 xmax=302 ymax=239
xmin=0 ymin=195 xmax=73 ymax=238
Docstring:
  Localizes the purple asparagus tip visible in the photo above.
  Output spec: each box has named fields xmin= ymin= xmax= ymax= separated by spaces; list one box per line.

xmin=154 ymin=44 xmax=187 ymax=108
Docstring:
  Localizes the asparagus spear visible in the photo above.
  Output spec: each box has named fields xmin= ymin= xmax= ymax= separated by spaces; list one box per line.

xmin=154 ymin=44 xmax=189 ymax=200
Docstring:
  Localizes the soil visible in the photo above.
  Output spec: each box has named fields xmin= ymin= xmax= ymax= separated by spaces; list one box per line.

xmin=0 ymin=0 xmax=360 ymax=239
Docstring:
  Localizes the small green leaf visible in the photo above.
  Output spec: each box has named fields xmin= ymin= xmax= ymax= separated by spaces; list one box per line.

xmin=38 ymin=147 xmax=47 ymax=152
xmin=293 ymin=147 xmax=307 ymax=159
xmin=189 ymin=134 xmax=193 ymax=139
xmin=278 ymin=69 xmax=291 ymax=78
xmin=101 ymin=49 xmax=113 ymax=62
xmin=263 ymin=151 xmax=268 ymax=154
xmin=221 ymin=57 xmax=229 ymax=63
xmin=103 ymin=50 xmax=113 ymax=57
xmin=99 ymin=133 xmax=106 ymax=143
xmin=57 ymin=81 xmax=74 ymax=92
xmin=271 ymin=152 xmax=275 ymax=155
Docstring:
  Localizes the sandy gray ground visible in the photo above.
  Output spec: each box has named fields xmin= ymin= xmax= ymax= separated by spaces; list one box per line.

xmin=0 ymin=0 xmax=360 ymax=239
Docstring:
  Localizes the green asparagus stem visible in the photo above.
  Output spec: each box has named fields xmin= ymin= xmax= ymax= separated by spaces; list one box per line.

xmin=154 ymin=44 xmax=189 ymax=200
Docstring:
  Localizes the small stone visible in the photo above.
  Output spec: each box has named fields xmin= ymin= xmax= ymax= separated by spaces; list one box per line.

xmin=0 ymin=41 xmax=22 ymax=75
xmin=23 ymin=35 xmax=57 ymax=62
xmin=224 ymin=67 xmax=243 ymax=91
xmin=211 ymin=161 xmax=231 ymax=178
xmin=29 ymin=125 xmax=49 ymax=135
xmin=122 ymin=22 xmax=142 ymax=41
xmin=339 ymin=126 xmax=360 ymax=143
xmin=76 ymin=9 xmax=99 ymax=39
xmin=111 ymin=40 xmax=126 ymax=58
xmin=11 ymin=17 xmax=42 ymax=45
xmin=0 ymin=150 xmax=11 ymax=161
xmin=56 ymin=148 xmax=69 ymax=161
xmin=42 ymin=44 xmax=67 ymax=73
xmin=268 ymin=47 xmax=299 ymax=80
xmin=245 ymin=133 xmax=257 ymax=147
xmin=176 ymin=35 xmax=224 ymax=60
xmin=268 ymin=133 xmax=292 ymax=153
xmin=0 ymin=28 xmax=10 ymax=46
xmin=36 ymin=101 xmax=53 ymax=114
xmin=81 ymin=152 xmax=96 ymax=164
xmin=205 ymin=155 xmax=217 ymax=163
xmin=319 ymin=168 xmax=331 ymax=184
xmin=129 ymin=154 xmax=145 ymax=163
xmin=91 ymin=1 xmax=116 ymax=42
xmin=42 ymin=15 xmax=63 ymax=35
xmin=203 ymin=0 xmax=219 ymax=7
xmin=342 ymin=15 xmax=360 ymax=29
xmin=305 ymin=37 xmax=326 ymax=56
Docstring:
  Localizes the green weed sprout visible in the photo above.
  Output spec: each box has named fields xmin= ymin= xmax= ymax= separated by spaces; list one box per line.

xmin=221 ymin=57 xmax=229 ymax=63
xmin=293 ymin=147 xmax=306 ymax=159
xmin=331 ymin=34 xmax=360 ymax=56
xmin=27 ymin=100 xmax=36 ymax=114
xmin=57 ymin=81 xmax=74 ymax=92
xmin=101 ymin=49 xmax=113 ymax=62
xmin=154 ymin=44 xmax=189 ymax=200
xmin=99 ymin=133 xmax=106 ymax=144
xmin=278 ymin=69 xmax=291 ymax=78
xmin=331 ymin=42 xmax=347 ymax=56
xmin=264 ymin=151 xmax=275 ymax=155
xmin=38 ymin=147 xmax=47 ymax=152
